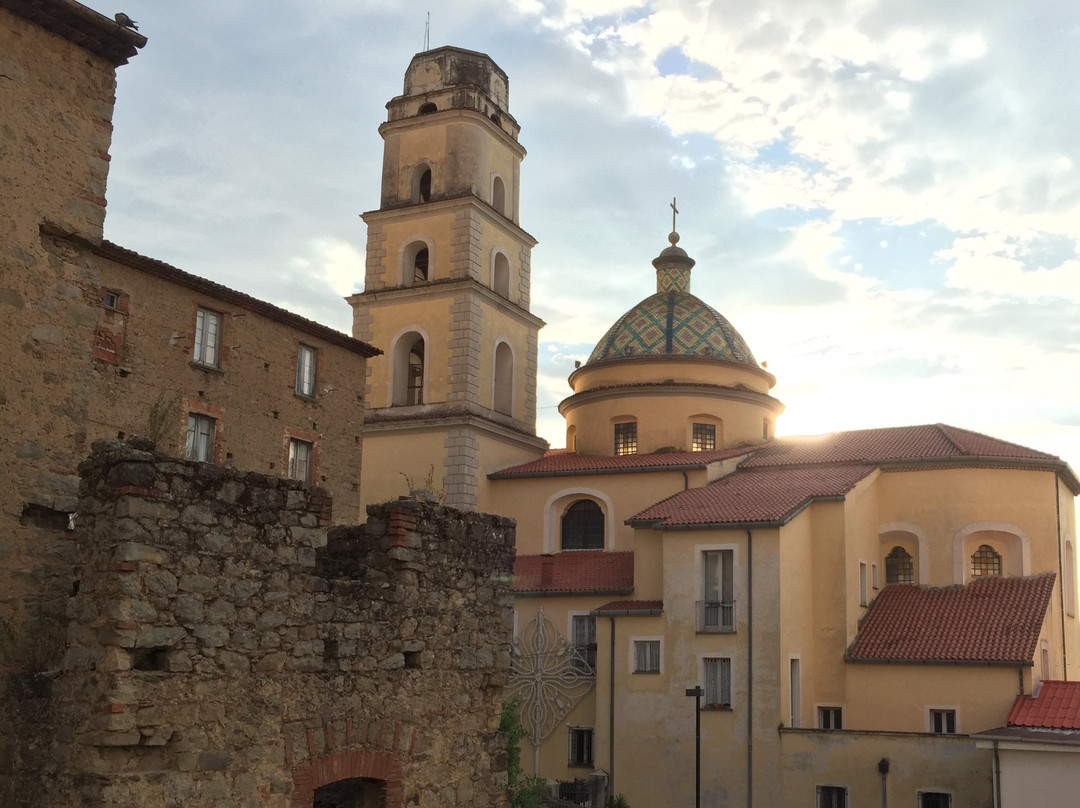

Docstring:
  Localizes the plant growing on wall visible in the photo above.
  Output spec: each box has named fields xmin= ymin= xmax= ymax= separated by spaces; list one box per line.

xmin=145 ymin=391 xmax=181 ymax=448
xmin=500 ymin=699 xmax=546 ymax=808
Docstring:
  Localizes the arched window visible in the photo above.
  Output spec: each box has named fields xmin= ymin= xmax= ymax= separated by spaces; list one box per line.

xmin=392 ymin=332 xmax=426 ymax=406
xmin=492 ymin=175 xmax=506 ymax=215
xmin=561 ymin=500 xmax=604 ymax=550
xmin=971 ymin=544 xmax=1002 ymax=577
xmin=402 ymin=240 xmax=431 ymax=286
xmin=418 ymin=102 xmax=437 ymax=114
xmin=493 ymin=342 xmax=513 ymax=415
xmin=493 ymin=252 xmax=510 ymax=298
xmin=885 ymin=546 xmax=914 ymax=584
xmin=411 ymin=163 xmax=433 ymax=204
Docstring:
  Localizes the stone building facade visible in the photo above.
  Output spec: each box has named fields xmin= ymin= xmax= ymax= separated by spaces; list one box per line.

xmin=3 ymin=438 xmax=515 ymax=808
xmin=0 ymin=0 xmax=377 ymax=698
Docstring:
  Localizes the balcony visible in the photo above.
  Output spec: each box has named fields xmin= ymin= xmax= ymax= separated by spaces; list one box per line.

xmin=696 ymin=600 xmax=735 ymax=633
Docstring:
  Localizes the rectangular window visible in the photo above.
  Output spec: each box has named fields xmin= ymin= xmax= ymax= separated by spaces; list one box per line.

xmin=919 ymin=793 xmax=951 ymax=808
xmin=614 ymin=422 xmax=637 ymax=455
xmin=872 ymin=563 xmax=879 ymax=590
xmin=692 ymin=422 xmax=716 ymax=451
xmin=859 ymin=562 xmax=868 ymax=606
xmin=763 ymin=419 xmax=772 ymax=440
xmin=790 ymin=658 xmax=801 ymax=728
xmin=103 ymin=290 xmax=121 ymax=310
xmin=700 ymin=549 xmax=735 ymax=632
xmin=193 ymin=307 xmax=222 ymax=367
xmin=817 ymin=786 xmax=847 ymax=808
xmin=818 ymin=707 xmax=843 ymax=730
xmin=704 ymin=657 xmax=731 ymax=708
xmin=633 ymin=640 xmax=660 ymax=674
xmin=571 ymin=615 xmax=597 ymax=672
xmin=568 ymin=727 xmax=593 ymax=767
xmin=186 ymin=414 xmax=215 ymax=463
xmin=288 ymin=438 xmax=314 ymax=485
xmin=296 ymin=344 xmax=318 ymax=398
xmin=930 ymin=709 xmax=956 ymax=734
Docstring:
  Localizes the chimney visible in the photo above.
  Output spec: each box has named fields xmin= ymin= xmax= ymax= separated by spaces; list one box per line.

xmin=540 ymin=554 xmax=555 ymax=588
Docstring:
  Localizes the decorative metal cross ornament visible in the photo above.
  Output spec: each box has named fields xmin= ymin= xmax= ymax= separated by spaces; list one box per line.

xmin=671 ymin=196 xmax=679 ymax=232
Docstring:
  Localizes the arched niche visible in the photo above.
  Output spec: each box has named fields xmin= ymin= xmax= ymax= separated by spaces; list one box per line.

xmin=879 ymin=523 xmax=929 ymax=585
xmin=492 ymin=340 xmax=514 ymax=415
xmin=952 ymin=522 xmax=1030 ymax=583
xmin=543 ymin=487 xmax=616 ymax=553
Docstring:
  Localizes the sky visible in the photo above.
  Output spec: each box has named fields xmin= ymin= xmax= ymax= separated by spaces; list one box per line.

xmin=84 ymin=0 xmax=1080 ymax=470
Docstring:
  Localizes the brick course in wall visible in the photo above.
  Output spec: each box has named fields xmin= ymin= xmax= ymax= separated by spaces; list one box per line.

xmin=2 ymin=437 xmax=514 ymax=808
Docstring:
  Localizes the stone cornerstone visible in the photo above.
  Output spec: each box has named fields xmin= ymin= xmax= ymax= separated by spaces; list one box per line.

xmin=3 ymin=437 xmax=515 ymax=808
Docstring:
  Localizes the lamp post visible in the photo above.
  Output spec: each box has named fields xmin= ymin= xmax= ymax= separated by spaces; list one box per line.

xmin=685 ymin=686 xmax=703 ymax=808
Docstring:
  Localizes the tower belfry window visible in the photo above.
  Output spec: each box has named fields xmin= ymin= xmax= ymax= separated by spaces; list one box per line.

xmin=413 ymin=248 xmax=429 ymax=283
xmin=407 ymin=342 xmax=425 ymax=405
xmin=418 ymin=102 xmax=437 ymax=114
xmin=419 ymin=168 xmax=431 ymax=202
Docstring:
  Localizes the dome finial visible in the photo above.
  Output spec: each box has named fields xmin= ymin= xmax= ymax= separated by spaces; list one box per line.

xmin=669 ymin=197 xmax=680 ymax=246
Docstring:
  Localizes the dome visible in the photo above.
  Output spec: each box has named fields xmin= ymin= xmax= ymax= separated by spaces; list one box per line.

xmin=586 ymin=290 xmax=759 ymax=367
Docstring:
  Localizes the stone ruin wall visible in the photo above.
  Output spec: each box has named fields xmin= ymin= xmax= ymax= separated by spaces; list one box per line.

xmin=3 ymin=437 xmax=515 ymax=808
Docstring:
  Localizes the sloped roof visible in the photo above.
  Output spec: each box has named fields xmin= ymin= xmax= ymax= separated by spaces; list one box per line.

xmin=1007 ymin=681 xmax=1080 ymax=729
xmin=1 ymin=0 xmax=146 ymax=66
xmin=744 ymin=423 xmax=1059 ymax=468
xmin=846 ymin=574 xmax=1056 ymax=664
xmin=594 ymin=599 xmax=664 ymax=613
xmin=490 ymin=446 xmax=751 ymax=479
xmin=514 ymin=551 xmax=634 ymax=594
xmin=628 ymin=464 xmax=875 ymax=528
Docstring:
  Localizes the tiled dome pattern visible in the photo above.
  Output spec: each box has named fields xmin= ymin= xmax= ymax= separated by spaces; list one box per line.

xmin=586 ymin=291 xmax=759 ymax=367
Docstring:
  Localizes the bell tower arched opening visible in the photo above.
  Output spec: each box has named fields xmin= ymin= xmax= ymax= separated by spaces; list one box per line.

xmin=493 ymin=341 xmax=514 ymax=415
xmin=392 ymin=331 xmax=427 ymax=407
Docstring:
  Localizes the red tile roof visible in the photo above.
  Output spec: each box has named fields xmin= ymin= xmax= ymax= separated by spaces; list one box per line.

xmin=489 ymin=446 xmax=752 ymax=478
xmin=1007 ymin=681 xmax=1080 ymax=729
xmin=514 ymin=551 xmax=634 ymax=594
xmin=744 ymin=423 xmax=1059 ymax=467
xmin=595 ymin=599 xmax=663 ymax=613
xmin=629 ymin=465 xmax=875 ymax=527
xmin=846 ymin=574 xmax=1056 ymax=664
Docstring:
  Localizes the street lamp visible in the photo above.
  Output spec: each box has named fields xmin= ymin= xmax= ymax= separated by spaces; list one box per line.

xmin=685 ymin=686 xmax=703 ymax=808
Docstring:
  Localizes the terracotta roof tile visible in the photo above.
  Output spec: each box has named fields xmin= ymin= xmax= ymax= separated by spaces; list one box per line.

xmin=744 ymin=423 xmax=1058 ymax=467
xmin=629 ymin=465 xmax=874 ymax=527
xmin=846 ymin=574 xmax=1055 ymax=664
xmin=595 ymin=599 xmax=663 ymax=613
xmin=491 ymin=446 xmax=751 ymax=478
xmin=1007 ymin=681 xmax=1080 ymax=729
xmin=514 ymin=551 xmax=633 ymax=594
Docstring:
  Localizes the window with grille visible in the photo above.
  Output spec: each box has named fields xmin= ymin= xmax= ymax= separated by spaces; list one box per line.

xmin=186 ymin=414 xmax=215 ymax=463
xmin=817 ymin=785 xmax=847 ymax=808
xmin=700 ymin=550 xmax=735 ymax=632
xmin=929 ymin=709 xmax=956 ymax=734
xmin=296 ymin=344 xmax=318 ymax=399
xmin=971 ymin=544 xmax=1001 ymax=576
xmin=818 ymin=706 xmax=843 ymax=730
xmin=692 ymin=422 xmax=715 ymax=451
xmin=704 ymin=657 xmax=731 ymax=708
xmin=614 ymin=422 xmax=637 ymax=455
xmin=193 ymin=307 xmax=222 ymax=367
xmin=568 ymin=727 xmax=593 ymax=767
xmin=561 ymin=500 xmax=604 ymax=550
xmin=633 ymin=640 xmax=660 ymax=673
xmin=571 ymin=614 xmax=596 ymax=672
xmin=288 ymin=439 xmax=314 ymax=485
xmin=885 ymin=546 xmax=914 ymax=584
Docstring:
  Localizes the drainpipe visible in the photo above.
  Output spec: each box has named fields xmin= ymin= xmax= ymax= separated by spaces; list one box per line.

xmin=878 ymin=758 xmax=889 ymax=808
xmin=609 ymin=615 xmax=616 ymax=794
xmin=746 ymin=529 xmax=753 ymax=808
xmin=992 ymin=739 xmax=1002 ymax=808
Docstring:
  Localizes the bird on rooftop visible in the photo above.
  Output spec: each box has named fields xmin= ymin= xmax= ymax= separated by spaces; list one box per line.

xmin=114 ymin=12 xmax=138 ymax=31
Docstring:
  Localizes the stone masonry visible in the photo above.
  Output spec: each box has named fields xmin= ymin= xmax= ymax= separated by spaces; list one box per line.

xmin=2 ymin=437 xmax=515 ymax=808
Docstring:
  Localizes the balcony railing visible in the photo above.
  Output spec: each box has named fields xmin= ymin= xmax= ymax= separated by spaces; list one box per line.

xmin=697 ymin=600 xmax=736 ymax=633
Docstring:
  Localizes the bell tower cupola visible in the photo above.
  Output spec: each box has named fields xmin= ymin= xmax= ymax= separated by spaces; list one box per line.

xmin=349 ymin=47 xmax=547 ymax=511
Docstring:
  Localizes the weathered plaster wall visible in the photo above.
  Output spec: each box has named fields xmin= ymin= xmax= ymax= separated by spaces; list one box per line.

xmin=2 ymin=438 xmax=514 ymax=808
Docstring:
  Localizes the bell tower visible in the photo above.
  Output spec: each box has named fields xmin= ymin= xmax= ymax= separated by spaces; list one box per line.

xmin=350 ymin=47 xmax=547 ymax=510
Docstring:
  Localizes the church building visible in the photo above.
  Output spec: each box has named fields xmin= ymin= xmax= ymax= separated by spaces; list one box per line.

xmin=355 ymin=46 xmax=1080 ymax=808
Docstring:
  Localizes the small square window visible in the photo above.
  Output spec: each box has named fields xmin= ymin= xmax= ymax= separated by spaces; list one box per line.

xmin=692 ymin=422 xmax=716 ymax=451
xmin=568 ymin=727 xmax=593 ymax=767
xmin=288 ymin=438 xmax=314 ymax=485
xmin=103 ymin=290 xmax=121 ymax=310
xmin=929 ymin=709 xmax=956 ymax=734
xmin=818 ymin=706 xmax=843 ymax=730
xmin=296 ymin=344 xmax=318 ymax=398
xmin=817 ymin=785 xmax=847 ymax=808
xmin=193 ymin=307 xmax=222 ymax=367
xmin=614 ymin=422 xmax=637 ymax=456
xmin=704 ymin=657 xmax=731 ymax=708
xmin=186 ymin=414 xmax=215 ymax=463
xmin=633 ymin=639 xmax=660 ymax=673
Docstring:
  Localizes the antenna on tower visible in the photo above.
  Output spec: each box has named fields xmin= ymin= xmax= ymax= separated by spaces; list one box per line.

xmin=424 ymin=12 xmax=430 ymax=51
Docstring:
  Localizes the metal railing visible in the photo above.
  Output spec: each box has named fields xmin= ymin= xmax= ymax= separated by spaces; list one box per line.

xmin=696 ymin=600 xmax=736 ymax=633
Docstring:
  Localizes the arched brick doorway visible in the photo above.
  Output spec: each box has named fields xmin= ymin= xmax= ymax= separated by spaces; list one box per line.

xmin=292 ymin=750 xmax=403 ymax=808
